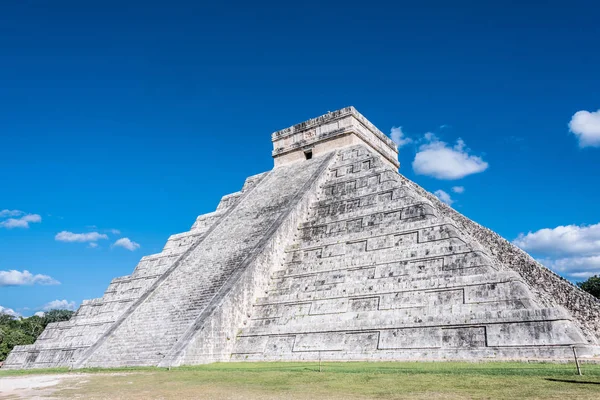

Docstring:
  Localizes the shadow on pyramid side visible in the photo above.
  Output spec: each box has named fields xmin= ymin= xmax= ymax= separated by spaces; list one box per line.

xmin=5 ymin=107 xmax=600 ymax=369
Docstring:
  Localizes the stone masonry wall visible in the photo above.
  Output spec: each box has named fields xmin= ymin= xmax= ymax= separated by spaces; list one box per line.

xmin=233 ymin=145 xmax=598 ymax=362
xmin=402 ymin=176 xmax=600 ymax=345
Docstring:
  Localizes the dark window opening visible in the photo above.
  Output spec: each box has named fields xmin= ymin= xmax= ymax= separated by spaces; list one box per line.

xmin=304 ymin=150 xmax=313 ymax=160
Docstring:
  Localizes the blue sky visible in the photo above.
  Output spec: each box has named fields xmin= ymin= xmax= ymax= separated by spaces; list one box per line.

xmin=1 ymin=0 xmax=599 ymax=316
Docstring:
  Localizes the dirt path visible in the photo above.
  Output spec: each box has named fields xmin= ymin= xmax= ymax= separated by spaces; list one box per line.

xmin=0 ymin=374 xmax=87 ymax=399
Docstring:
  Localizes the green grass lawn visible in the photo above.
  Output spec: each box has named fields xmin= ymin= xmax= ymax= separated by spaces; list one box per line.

xmin=2 ymin=362 xmax=599 ymax=399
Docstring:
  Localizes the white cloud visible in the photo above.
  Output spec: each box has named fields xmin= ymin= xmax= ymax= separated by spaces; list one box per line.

xmin=34 ymin=311 xmax=45 ymax=317
xmin=88 ymin=242 xmax=99 ymax=248
xmin=412 ymin=135 xmax=488 ymax=180
xmin=423 ymin=132 xmax=437 ymax=141
xmin=0 ymin=219 xmax=29 ymax=229
xmin=55 ymin=231 xmax=108 ymax=243
xmin=0 ymin=213 xmax=42 ymax=229
xmin=513 ymin=223 xmax=600 ymax=257
xmin=434 ymin=190 xmax=454 ymax=206
xmin=113 ymin=237 xmax=140 ymax=251
xmin=0 ymin=209 xmax=24 ymax=218
xmin=22 ymin=214 xmax=41 ymax=222
xmin=452 ymin=186 xmax=465 ymax=194
xmin=0 ymin=269 xmax=60 ymax=287
xmin=389 ymin=126 xmax=413 ymax=148
xmin=42 ymin=299 xmax=77 ymax=311
xmin=0 ymin=305 xmax=20 ymax=317
xmin=538 ymin=256 xmax=600 ymax=280
xmin=569 ymin=109 xmax=600 ymax=148
xmin=514 ymin=223 xmax=600 ymax=280
xmin=108 ymin=229 xmax=121 ymax=235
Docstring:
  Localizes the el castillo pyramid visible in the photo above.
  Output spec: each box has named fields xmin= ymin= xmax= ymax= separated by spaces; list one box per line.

xmin=6 ymin=107 xmax=600 ymax=369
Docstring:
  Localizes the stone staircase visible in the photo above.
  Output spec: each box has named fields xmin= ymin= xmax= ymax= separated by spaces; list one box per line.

xmin=3 ymin=172 xmax=267 ymax=369
xmin=76 ymin=152 xmax=333 ymax=368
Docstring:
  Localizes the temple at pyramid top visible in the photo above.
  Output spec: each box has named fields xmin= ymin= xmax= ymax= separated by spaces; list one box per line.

xmin=272 ymin=106 xmax=400 ymax=169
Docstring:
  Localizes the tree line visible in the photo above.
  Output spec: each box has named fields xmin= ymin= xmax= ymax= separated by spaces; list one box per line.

xmin=577 ymin=275 xmax=600 ymax=299
xmin=0 ymin=309 xmax=74 ymax=362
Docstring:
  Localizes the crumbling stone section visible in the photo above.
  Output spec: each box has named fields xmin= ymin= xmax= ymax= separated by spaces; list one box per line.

xmin=403 ymin=177 xmax=600 ymax=345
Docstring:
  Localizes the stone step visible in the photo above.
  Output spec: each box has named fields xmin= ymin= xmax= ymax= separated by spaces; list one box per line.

xmin=316 ymin=179 xmax=403 ymax=204
xmin=278 ymin=249 xmax=494 ymax=280
xmin=309 ymin=193 xmax=423 ymax=220
xmin=283 ymin=238 xmax=475 ymax=273
xmin=259 ymin=271 xmax=524 ymax=305
xmin=313 ymin=187 xmax=412 ymax=212
xmin=232 ymin=345 xmax=595 ymax=362
xmin=325 ymin=165 xmax=392 ymax=183
xmin=289 ymin=223 xmax=463 ymax=254
xmin=328 ymin=157 xmax=384 ymax=179
xmin=321 ymin=170 xmax=398 ymax=197
xmin=300 ymin=202 xmax=437 ymax=229
xmin=239 ymin=307 xmax=576 ymax=338
xmin=297 ymin=216 xmax=448 ymax=245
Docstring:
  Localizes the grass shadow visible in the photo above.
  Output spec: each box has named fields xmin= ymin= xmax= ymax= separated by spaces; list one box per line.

xmin=545 ymin=378 xmax=600 ymax=385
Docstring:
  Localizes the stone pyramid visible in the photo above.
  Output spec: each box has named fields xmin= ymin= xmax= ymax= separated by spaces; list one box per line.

xmin=6 ymin=107 xmax=600 ymax=369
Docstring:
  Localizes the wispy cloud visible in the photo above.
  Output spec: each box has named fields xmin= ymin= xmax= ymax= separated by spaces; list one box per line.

xmin=55 ymin=231 xmax=108 ymax=243
xmin=569 ymin=109 xmax=600 ymax=148
xmin=0 ymin=209 xmax=24 ymax=218
xmin=0 ymin=211 xmax=42 ymax=229
xmin=412 ymin=134 xmax=488 ymax=180
xmin=389 ymin=126 xmax=413 ymax=148
xmin=112 ymin=237 xmax=140 ymax=251
xmin=0 ymin=305 xmax=20 ymax=317
xmin=452 ymin=186 xmax=465 ymax=194
xmin=434 ymin=189 xmax=454 ymax=206
xmin=0 ymin=269 xmax=60 ymax=287
xmin=42 ymin=299 xmax=77 ymax=311
xmin=513 ymin=222 xmax=600 ymax=279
